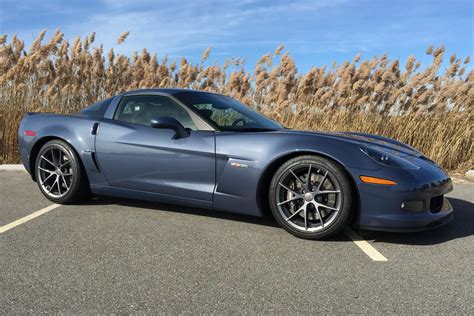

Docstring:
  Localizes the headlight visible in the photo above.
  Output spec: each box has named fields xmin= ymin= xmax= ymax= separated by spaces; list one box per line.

xmin=360 ymin=147 xmax=419 ymax=169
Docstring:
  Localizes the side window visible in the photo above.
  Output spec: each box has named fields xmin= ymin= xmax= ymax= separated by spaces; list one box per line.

xmin=114 ymin=95 xmax=197 ymax=130
xmin=80 ymin=97 xmax=113 ymax=117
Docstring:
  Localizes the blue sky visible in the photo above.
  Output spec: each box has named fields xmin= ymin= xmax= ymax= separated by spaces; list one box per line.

xmin=0 ymin=0 xmax=472 ymax=72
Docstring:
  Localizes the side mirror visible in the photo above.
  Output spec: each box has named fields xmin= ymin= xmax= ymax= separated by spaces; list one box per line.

xmin=150 ymin=116 xmax=190 ymax=139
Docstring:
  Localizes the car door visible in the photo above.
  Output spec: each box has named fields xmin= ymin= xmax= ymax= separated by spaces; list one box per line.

xmin=94 ymin=94 xmax=215 ymax=202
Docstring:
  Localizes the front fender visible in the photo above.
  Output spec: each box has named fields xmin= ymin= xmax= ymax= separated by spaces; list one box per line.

xmin=213 ymin=132 xmax=382 ymax=216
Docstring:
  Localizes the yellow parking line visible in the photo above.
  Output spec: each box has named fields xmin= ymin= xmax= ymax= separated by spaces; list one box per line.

xmin=0 ymin=204 xmax=61 ymax=234
xmin=344 ymin=227 xmax=388 ymax=262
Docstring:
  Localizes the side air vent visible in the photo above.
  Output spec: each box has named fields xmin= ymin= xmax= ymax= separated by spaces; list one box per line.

xmin=91 ymin=152 xmax=100 ymax=172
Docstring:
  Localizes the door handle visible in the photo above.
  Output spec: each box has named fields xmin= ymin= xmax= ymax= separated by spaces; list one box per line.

xmin=91 ymin=122 xmax=99 ymax=135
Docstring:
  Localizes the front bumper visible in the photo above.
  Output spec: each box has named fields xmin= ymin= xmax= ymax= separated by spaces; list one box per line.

xmin=358 ymin=197 xmax=453 ymax=232
xmin=350 ymin=163 xmax=454 ymax=232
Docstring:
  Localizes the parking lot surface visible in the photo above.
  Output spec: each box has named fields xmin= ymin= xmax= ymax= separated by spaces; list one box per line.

xmin=1 ymin=170 xmax=473 ymax=313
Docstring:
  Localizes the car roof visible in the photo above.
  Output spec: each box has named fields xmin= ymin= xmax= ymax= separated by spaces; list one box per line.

xmin=123 ymin=88 xmax=213 ymax=96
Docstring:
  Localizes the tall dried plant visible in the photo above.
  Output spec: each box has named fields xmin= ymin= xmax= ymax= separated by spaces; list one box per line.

xmin=0 ymin=30 xmax=472 ymax=171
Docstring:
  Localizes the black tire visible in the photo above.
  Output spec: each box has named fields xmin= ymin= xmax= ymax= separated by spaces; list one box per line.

xmin=35 ymin=139 xmax=90 ymax=204
xmin=269 ymin=155 xmax=353 ymax=239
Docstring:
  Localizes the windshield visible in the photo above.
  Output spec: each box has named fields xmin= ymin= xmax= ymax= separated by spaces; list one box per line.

xmin=173 ymin=92 xmax=282 ymax=132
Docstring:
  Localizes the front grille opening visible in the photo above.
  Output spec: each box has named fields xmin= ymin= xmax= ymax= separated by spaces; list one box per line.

xmin=430 ymin=195 xmax=444 ymax=213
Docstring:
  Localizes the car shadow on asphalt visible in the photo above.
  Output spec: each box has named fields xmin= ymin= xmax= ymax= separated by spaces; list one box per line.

xmin=83 ymin=196 xmax=277 ymax=225
xmin=81 ymin=196 xmax=349 ymax=241
xmin=359 ymin=198 xmax=474 ymax=245
xmin=80 ymin=196 xmax=472 ymax=244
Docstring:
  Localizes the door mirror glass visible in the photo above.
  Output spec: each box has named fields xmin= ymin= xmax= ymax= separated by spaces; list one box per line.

xmin=150 ymin=116 xmax=190 ymax=139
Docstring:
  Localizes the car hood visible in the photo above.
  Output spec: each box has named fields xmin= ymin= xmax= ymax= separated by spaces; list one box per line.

xmin=278 ymin=129 xmax=422 ymax=157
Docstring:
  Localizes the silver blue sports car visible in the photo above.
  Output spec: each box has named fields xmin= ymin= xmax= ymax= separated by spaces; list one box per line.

xmin=18 ymin=89 xmax=453 ymax=239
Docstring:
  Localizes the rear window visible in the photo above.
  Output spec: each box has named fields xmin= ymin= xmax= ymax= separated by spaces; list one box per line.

xmin=80 ymin=97 xmax=114 ymax=117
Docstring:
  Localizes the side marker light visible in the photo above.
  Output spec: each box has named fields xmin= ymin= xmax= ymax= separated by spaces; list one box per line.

xmin=360 ymin=176 xmax=397 ymax=185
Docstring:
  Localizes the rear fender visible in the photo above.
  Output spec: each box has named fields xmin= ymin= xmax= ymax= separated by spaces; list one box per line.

xmin=21 ymin=114 xmax=109 ymax=186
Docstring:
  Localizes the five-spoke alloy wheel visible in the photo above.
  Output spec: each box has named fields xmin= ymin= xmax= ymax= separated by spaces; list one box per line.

xmin=269 ymin=155 xmax=353 ymax=239
xmin=35 ymin=140 xmax=90 ymax=204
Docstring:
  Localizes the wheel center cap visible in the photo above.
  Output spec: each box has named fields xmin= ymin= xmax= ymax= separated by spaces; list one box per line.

xmin=304 ymin=192 xmax=314 ymax=202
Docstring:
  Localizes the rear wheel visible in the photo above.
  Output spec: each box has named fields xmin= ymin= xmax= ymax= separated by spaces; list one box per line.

xmin=269 ymin=155 xmax=353 ymax=239
xmin=35 ymin=139 xmax=90 ymax=204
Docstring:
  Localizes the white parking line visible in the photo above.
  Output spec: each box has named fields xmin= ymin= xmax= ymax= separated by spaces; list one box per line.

xmin=0 ymin=204 xmax=61 ymax=234
xmin=344 ymin=227 xmax=388 ymax=262
xmin=0 ymin=203 xmax=389 ymax=262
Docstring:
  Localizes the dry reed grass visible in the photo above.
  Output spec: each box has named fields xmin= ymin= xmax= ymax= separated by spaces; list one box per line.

xmin=0 ymin=30 xmax=472 ymax=170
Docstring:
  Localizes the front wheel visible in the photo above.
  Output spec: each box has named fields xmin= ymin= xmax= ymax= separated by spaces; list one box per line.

xmin=35 ymin=139 xmax=90 ymax=204
xmin=269 ymin=155 xmax=353 ymax=239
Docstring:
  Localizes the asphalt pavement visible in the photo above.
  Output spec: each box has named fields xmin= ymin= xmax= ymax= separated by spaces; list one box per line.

xmin=0 ymin=170 xmax=473 ymax=314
